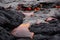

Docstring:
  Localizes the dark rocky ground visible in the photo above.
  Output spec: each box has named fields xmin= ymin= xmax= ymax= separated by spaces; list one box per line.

xmin=29 ymin=18 xmax=60 ymax=40
xmin=0 ymin=6 xmax=60 ymax=40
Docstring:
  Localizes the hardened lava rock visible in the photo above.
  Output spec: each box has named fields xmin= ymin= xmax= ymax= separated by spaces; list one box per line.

xmin=16 ymin=37 xmax=31 ymax=40
xmin=0 ymin=7 xmax=25 ymax=31
xmin=0 ymin=7 xmax=26 ymax=40
xmin=29 ymin=19 xmax=60 ymax=40
xmin=33 ymin=34 xmax=60 ymax=40
xmin=0 ymin=27 xmax=15 ymax=40
xmin=29 ymin=19 xmax=60 ymax=34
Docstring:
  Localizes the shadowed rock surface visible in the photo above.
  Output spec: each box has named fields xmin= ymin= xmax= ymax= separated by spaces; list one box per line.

xmin=0 ymin=0 xmax=60 ymax=39
xmin=29 ymin=18 xmax=60 ymax=40
xmin=0 ymin=7 xmax=25 ymax=40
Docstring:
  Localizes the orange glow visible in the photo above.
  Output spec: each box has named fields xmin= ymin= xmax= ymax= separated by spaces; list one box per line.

xmin=34 ymin=7 xmax=40 ymax=11
xmin=19 ymin=23 xmax=31 ymax=28
xmin=25 ymin=7 xmax=32 ymax=11
xmin=56 ymin=6 xmax=60 ymax=8
xmin=28 ymin=7 xmax=32 ymax=10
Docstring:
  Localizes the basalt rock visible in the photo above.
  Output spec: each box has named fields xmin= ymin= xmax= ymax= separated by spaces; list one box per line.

xmin=0 ymin=7 xmax=25 ymax=31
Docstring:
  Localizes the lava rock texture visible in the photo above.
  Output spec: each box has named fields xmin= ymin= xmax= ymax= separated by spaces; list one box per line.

xmin=0 ymin=7 xmax=25 ymax=40
xmin=29 ymin=18 xmax=60 ymax=40
xmin=0 ymin=6 xmax=25 ymax=31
